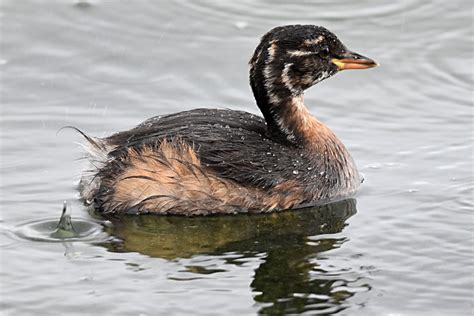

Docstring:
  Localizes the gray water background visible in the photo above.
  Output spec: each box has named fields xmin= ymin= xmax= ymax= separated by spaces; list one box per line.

xmin=0 ymin=0 xmax=473 ymax=315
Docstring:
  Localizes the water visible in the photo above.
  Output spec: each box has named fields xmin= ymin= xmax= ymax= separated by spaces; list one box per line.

xmin=0 ymin=0 xmax=472 ymax=315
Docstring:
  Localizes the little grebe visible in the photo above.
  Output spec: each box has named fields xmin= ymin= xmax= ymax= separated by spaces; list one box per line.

xmin=78 ymin=25 xmax=377 ymax=216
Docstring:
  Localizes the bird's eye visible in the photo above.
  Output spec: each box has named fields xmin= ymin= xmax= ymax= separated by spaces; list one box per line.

xmin=319 ymin=46 xmax=330 ymax=59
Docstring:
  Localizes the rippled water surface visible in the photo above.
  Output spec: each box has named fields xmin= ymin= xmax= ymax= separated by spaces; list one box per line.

xmin=1 ymin=0 xmax=473 ymax=315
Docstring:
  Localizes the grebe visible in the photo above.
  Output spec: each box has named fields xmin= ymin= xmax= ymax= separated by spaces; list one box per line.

xmin=78 ymin=25 xmax=377 ymax=216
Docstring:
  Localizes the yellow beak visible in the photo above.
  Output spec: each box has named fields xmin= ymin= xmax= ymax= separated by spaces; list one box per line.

xmin=331 ymin=52 xmax=378 ymax=70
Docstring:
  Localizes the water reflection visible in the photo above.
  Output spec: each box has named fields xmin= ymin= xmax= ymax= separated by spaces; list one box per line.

xmin=103 ymin=199 xmax=362 ymax=314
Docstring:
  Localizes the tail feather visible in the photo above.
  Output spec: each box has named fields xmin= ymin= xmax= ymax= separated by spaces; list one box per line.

xmin=59 ymin=126 xmax=103 ymax=150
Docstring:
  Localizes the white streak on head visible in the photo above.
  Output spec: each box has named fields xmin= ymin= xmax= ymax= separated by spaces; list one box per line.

xmin=263 ymin=40 xmax=280 ymax=105
xmin=304 ymin=35 xmax=325 ymax=46
xmin=281 ymin=63 xmax=298 ymax=95
xmin=267 ymin=40 xmax=278 ymax=62
xmin=287 ymin=50 xmax=314 ymax=57
xmin=263 ymin=63 xmax=280 ymax=104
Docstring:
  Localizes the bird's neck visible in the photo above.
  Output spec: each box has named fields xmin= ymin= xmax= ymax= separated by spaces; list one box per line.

xmin=250 ymin=73 xmax=360 ymax=195
xmin=250 ymin=72 xmax=333 ymax=149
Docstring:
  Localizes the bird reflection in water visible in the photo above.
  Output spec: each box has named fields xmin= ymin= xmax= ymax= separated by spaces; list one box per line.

xmin=100 ymin=199 xmax=368 ymax=314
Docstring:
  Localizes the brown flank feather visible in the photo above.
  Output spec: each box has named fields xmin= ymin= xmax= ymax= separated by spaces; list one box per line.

xmin=99 ymin=139 xmax=307 ymax=215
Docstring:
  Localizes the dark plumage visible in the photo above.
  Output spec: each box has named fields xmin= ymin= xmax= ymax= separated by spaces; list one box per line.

xmin=78 ymin=25 xmax=377 ymax=216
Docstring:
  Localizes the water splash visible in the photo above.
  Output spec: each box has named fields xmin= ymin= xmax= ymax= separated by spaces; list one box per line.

xmin=49 ymin=201 xmax=78 ymax=239
xmin=13 ymin=202 xmax=107 ymax=242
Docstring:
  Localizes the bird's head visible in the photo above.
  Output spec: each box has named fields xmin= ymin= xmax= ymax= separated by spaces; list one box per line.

xmin=249 ymin=25 xmax=378 ymax=95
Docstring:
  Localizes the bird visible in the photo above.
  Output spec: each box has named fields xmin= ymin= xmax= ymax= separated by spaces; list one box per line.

xmin=76 ymin=24 xmax=377 ymax=216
